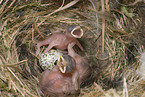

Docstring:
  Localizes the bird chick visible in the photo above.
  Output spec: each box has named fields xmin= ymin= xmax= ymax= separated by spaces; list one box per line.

xmin=57 ymin=55 xmax=76 ymax=73
xmin=39 ymin=70 xmax=79 ymax=97
xmin=36 ymin=25 xmax=84 ymax=55
xmin=67 ymin=42 xmax=92 ymax=86
xmin=57 ymin=55 xmax=80 ymax=90
xmin=39 ymin=55 xmax=80 ymax=97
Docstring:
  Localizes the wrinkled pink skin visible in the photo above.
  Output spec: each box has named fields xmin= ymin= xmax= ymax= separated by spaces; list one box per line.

xmin=39 ymin=66 xmax=79 ymax=97
xmin=39 ymin=43 xmax=91 ymax=97
xmin=67 ymin=42 xmax=91 ymax=86
xmin=36 ymin=32 xmax=83 ymax=55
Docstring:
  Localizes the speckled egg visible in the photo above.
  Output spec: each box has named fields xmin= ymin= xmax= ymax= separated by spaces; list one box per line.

xmin=39 ymin=50 xmax=63 ymax=70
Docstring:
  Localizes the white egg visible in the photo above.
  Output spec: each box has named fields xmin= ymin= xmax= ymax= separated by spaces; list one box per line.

xmin=39 ymin=50 xmax=63 ymax=70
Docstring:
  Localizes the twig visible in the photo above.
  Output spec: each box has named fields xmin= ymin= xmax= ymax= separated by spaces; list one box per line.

xmin=25 ymin=89 xmax=39 ymax=97
xmin=7 ymin=67 xmax=24 ymax=86
xmin=123 ymin=77 xmax=128 ymax=97
xmin=38 ymin=0 xmax=80 ymax=27
xmin=11 ymin=80 xmax=25 ymax=96
xmin=4 ymin=59 xmax=28 ymax=66
xmin=116 ymin=0 xmax=144 ymax=6
xmin=33 ymin=18 xmax=44 ymax=38
xmin=101 ymin=0 xmax=105 ymax=53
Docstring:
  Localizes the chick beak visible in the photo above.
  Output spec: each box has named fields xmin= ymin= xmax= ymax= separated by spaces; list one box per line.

xmin=71 ymin=26 xmax=83 ymax=38
xmin=57 ymin=56 xmax=67 ymax=73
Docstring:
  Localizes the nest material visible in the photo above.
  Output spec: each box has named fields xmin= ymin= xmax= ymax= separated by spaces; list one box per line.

xmin=0 ymin=0 xmax=145 ymax=97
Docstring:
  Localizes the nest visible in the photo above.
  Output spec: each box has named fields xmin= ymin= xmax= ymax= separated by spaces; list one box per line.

xmin=0 ymin=0 xmax=145 ymax=96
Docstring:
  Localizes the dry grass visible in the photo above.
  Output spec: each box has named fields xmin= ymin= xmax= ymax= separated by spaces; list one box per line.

xmin=0 ymin=0 xmax=145 ymax=97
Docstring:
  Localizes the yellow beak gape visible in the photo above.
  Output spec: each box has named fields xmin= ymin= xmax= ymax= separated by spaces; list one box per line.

xmin=57 ymin=56 xmax=67 ymax=73
xmin=71 ymin=26 xmax=83 ymax=38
